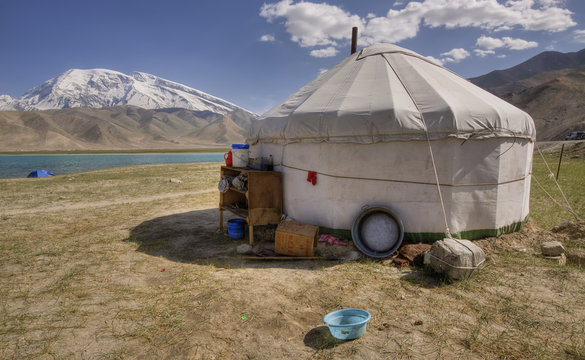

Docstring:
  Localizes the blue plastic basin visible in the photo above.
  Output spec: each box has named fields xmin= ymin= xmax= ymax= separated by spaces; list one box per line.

xmin=323 ymin=308 xmax=371 ymax=340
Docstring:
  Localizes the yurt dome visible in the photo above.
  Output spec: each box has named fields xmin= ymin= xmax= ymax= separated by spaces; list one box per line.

xmin=248 ymin=43 xmax=535 ymax=241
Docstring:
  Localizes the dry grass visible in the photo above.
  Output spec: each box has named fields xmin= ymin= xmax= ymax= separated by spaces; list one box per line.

xmin=1 ymin=158 xmax=584 ymax=359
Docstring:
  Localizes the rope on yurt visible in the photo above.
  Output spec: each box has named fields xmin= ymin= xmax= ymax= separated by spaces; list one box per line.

xmin=382 ymin=56 xmax=452 ymax=239
xmin=382 ymin=55 xmax=480 ymax=268
xmin=532 ymin=176 xmax=579 ymax=220
xmin=535 ymin=144 xmax=580 ymax=221
xmin=278 ymin=162 xmax=529 ymax=187
xmin=423 ymin=133 xmax=452 ymax=239
xmin=460 ymin=127 xmax=518 ymax=160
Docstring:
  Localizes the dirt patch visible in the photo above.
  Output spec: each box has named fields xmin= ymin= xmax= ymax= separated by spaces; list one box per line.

xmin=474 ymin=220 xmax=544 ymax=255
xmin=552 ymin=220 xmax=585 ymax=239
xmin=475 ymin=220 xmax=585 ymax=268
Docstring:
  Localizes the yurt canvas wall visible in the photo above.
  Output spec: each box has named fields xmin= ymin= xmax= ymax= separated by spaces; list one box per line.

xmin=248 ymin=44 xmax=535 ymax=241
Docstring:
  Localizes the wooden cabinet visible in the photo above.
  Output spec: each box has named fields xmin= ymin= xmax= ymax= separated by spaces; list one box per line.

xmin=219 ymin=166 xmax=282 ymax=244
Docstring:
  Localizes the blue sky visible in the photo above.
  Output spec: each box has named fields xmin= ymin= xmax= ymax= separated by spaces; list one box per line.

xmin=1 ymin=0 xmax=585 ymax=114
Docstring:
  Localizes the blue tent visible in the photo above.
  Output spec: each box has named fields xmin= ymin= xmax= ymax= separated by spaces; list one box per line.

xmin=27 ymin=170 xmax=54 ymax=178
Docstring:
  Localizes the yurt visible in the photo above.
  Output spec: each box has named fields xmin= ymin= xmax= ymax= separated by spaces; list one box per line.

xmin=248 ymin=43 xmax=535 ymax=242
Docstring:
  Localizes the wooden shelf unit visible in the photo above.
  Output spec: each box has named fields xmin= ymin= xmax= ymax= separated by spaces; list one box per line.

xmin=219 ymin=166 xmax=283 ymax=244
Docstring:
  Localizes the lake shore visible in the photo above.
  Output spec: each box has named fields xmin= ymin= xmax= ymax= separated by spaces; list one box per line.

xmin=0 ymin=147 xmax=229 ymax=155
xmin=0 ymin=151 xmax=227 ymax=179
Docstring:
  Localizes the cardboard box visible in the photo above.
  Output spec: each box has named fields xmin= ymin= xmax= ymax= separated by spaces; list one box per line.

xmin=275 ymin=221 xmax=319 ymax=256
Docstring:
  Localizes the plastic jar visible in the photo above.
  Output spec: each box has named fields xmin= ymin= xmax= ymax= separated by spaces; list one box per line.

xmin=231 ymin=144 xmax=249 ymax=168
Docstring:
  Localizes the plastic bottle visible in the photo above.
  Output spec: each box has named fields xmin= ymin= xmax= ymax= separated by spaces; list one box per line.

xmin=268 ymin=154 xmax=274 ymax=171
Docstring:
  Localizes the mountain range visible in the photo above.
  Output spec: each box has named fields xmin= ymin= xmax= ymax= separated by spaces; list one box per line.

xmin=469 ymin=48 xmax=585 ymax=91
xmin=0 ymin=106 xmax=254 ymax=151
xmin=469 ymin=48 xmax=585 ymax=140
xmin=0 ymin=69 xmax=255 ymax=151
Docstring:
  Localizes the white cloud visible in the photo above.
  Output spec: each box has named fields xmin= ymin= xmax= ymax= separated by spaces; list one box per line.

xmin=319 ymin=68 xmax=329 ymax=75
xmin=476 ymin=35 xmax=505 ymax=50
xmin=440 ymin=48 xmax=470 ymax=63
xmin=429 ymin=0 xmax=570 ymax=32
xmin=425 ymin=55 xmax=444 ymax=65
xmin=496 ymin=54 xmax=507 ymax=59
xmin=260 ymin=0 xmax=363 ymax=47
xmin=573 ymin=30 xmax=585 ymax=43
xmin=475 ymin=35 xmax=538 ymax=53
xmin=260 ymin=0 xmax=573 ymax=57
xmin=502 ymin=37 xmax=538 ymax=50
xmin=361 ymin=10 xmax=420 ymax=44
xmin=426 ymin=48 xmax=470 ymax=65
xmin=310 ymin=46 xmax=339 ymax=58
xmin=260 ymin=34 xmax=276 ymax=42
xmin=536 ymin=0 xmax=564 ymax=8
xmin=373 ymin=0 xmax=576 ymax=43
xmin=474 ymin=49 xmax=496 ymax=57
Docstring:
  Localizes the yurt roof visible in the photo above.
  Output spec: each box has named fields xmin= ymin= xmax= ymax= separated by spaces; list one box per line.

xmin=248 ymin=43 xmax=535 ymax=145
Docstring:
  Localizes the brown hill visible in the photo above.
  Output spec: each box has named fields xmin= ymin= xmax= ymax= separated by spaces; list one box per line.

xmin=484 ymin=67 xmax=580 ymax=97
xmin=0 ymin=106 xmax=255 ymax=151
xmin=502 ymin=68 xmax=585 ymax=140
xmin=467 ymin=48 xmax=585 ymax=140
xmin=469 ymin=48 xmax=585 ymax=89
xmin=189 ymin=109 xmax=254 ymax=144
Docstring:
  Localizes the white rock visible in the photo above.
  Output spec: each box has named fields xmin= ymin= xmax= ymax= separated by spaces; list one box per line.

xmin=541 ymin=241 xmax=565 ymax=256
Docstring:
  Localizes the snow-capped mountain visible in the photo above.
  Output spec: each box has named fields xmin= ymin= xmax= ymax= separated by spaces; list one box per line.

xmin=0 ymin=68 xmax=250 ymax=115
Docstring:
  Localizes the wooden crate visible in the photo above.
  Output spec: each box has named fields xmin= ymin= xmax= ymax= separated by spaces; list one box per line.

xmin=275 ymin=221 xmax=319 ymax=257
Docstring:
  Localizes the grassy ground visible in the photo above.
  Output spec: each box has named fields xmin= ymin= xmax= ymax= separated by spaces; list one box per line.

xmin=531 ymin=147 xmax=585 ymax=229
xmin=1 ymin=152 xmax=584 ymax=359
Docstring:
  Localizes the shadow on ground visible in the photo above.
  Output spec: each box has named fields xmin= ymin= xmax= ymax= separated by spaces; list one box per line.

xmin=399 ymin=268 xmax=445 ymax=289
xmin=124 ymin=208 xmax=338 ymax=269
xmin=304 ymin=326 xmax=345 ymax=350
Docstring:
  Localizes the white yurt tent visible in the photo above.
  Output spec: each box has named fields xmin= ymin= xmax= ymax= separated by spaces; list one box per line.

xmin=248 ymin=43 xmax=535 ymax=242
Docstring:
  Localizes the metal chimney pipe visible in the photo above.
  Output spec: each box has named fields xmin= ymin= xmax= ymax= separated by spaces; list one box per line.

xmin=351 ymin=27 xmax=358 ymax=54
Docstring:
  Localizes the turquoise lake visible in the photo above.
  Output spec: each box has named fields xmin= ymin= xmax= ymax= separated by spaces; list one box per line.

xmin=0 ymin=153 xmax=224 ymax=179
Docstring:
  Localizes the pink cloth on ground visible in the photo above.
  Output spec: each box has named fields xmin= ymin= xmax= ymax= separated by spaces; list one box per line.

xmin=318 ymin=234 xmax=347 ymax=246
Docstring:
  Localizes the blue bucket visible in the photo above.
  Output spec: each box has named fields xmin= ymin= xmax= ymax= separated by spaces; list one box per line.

xmin=227 ymin=218 xmax=246 ymax=239
xmin=323 ymin=309 xmax=371 ymax=340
